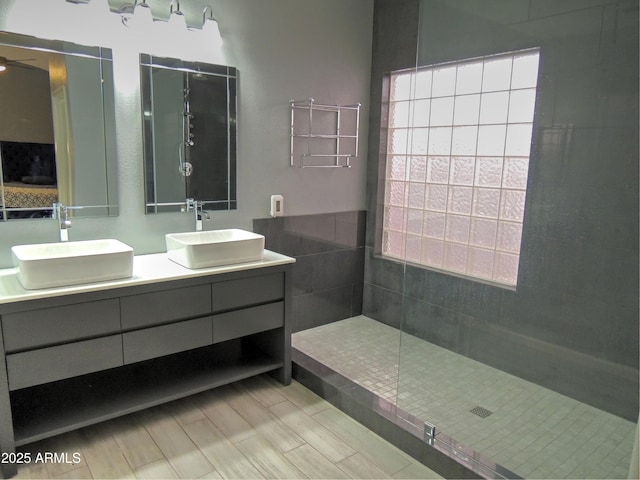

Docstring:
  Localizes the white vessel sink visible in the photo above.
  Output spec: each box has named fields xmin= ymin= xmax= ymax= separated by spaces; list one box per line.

xmin=12 ymin=239 xmax=134 ymax=290
xmin=166 ymin=229 xmax=265 ymax=269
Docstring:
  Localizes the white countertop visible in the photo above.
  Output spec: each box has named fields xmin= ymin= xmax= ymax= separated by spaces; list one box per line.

xmin=0 ymin=250 xmax=295 ymax=305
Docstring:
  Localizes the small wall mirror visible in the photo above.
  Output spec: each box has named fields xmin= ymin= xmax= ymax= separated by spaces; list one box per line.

xmin=140 ymin=54 xmax=237 ymax=214
xmin=0 ymin=32 xmax=117 ymax=221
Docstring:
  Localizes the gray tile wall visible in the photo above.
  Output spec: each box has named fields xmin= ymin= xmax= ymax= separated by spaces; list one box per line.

xmin=254 ymin=211 xmax=366 ymax=333
xmin=364 ymin=0 xmax=638 ymax=420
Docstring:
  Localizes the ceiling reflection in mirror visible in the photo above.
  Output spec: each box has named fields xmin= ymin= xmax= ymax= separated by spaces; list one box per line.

xmin=0 ymin=32 xmax=117 ymax=221
xmin=141 ymin=54 xmax=237 ymax=214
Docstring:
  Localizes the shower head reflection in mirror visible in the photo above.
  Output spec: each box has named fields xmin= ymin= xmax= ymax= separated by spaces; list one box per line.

xmin=140 ymin=54 xmax=237 ymax=215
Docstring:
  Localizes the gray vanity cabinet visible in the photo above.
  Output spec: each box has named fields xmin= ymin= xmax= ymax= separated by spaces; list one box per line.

xmin=211 ymin=272 xmax=286 ymax=343
xmin=122 ymin=317 xmax=214 ymax=364
xmin=0 ymin=263 xmax=292 ymax=478
xmin=120 ymin=284 xmax=212 ymax=330
xmin=2 ymin=299 xmax=120 ymax=351
xmin=120 ymin=283 xmax=214 ymax=364
xmin=213 ymin=302 xmax=284 ymax=343
xmin=2 ymin=299 xmax=123 ymax=390
xmin=6 ymin=336 xmax=123 ymax=391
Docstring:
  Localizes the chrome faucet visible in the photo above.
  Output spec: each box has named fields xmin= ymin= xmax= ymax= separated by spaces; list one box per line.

xmin=52 ymin=202 xmax=72 ymax=242
xmin=186 ymin=198 xmax=210 ymax=231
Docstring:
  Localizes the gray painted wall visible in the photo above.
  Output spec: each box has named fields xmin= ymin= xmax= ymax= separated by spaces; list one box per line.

xmin=364 ymin=0 xmax=638 ymax=420
xmin=0 ymin=0 xmax=373 ymax=266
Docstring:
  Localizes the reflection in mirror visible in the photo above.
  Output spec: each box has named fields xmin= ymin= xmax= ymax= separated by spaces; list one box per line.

xmin=0 ymin=32 xmax=117 ymax=221
xmin=140 ymin=54 xmax=237 ymax=214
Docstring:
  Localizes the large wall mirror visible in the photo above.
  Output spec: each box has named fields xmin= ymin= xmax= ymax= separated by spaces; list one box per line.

xmin=140 ymin=54 xmax=237 ymax=214
xmin=0 ymin=32 xmax=117 ymax=221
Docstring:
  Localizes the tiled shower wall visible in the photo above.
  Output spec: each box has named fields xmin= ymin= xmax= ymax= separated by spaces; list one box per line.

xmin=254 ymin=211 xmax=366 ymax=332
xmin=364 ymin=0 xmax=638 ymax=420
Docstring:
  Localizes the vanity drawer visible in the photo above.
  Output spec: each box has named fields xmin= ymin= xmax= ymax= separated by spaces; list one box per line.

xmin=2 ymin=299 xmax=120 ymax=352
xmin=123 ymin=317 xmax=213 ymax=364
xmin=213 ymin=301 xmax=284 ymax=343
xmin=120 ymin=284 xmax=211 ymax=330
xmin=212 ymin=273 xmax=284 ymax=312
xmin=6 ymin=335 xmax=123 ymax=390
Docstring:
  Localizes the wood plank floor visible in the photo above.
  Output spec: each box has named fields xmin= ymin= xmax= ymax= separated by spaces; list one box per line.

xmin=14 ymin=374 xmax=443 ymax=479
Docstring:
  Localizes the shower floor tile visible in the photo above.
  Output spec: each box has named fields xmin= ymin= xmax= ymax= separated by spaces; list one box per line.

xmin=292 ymin=315 xmax=637 ymax=480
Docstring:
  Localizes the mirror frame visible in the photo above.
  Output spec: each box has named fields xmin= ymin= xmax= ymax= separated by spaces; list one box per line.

xmin=140 ymin=54 xmax=238 ymax=214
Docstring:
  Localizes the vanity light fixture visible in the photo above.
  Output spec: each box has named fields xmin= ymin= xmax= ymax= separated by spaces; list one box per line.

xmin=168 ymin=0 xmax=187 ymax=31
xmin=202 ymin=6 xmax=222 ymax=45
xmin=118 ymin=1 xmax=223 ymax=39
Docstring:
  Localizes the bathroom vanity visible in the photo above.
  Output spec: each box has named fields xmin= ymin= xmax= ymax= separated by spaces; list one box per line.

xmin=0 ymin=251 xmax=294 ymax=477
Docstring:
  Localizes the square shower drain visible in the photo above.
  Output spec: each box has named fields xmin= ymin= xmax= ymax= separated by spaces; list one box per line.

xmin=470 ymin=406 xmax=493 ymax=418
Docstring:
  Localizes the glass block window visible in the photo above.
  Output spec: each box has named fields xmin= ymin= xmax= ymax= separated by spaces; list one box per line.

xmin=382 ymin=49 xmax=540 ymax=287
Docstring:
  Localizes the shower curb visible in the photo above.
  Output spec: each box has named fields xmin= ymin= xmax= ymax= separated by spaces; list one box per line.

xmin=292 ymin=347 xmax=522 ymax=480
